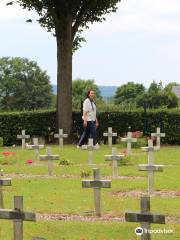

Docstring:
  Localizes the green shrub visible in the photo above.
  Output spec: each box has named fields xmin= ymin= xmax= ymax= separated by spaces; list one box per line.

xmin=0 ymin=108 xmax=180 ymax=145
xmin=0 ymin=109 xmax=56 ymax=146
xmin=59 ymin=157 xmax=71 ymax=166
xmin=118 ymin=137 xmax=147 ymax=149
xmin=81 ymin=170 xmax=91 ymax=178
xmin=117 ymin=155 xmax=131 ymax=166
xmin=133 ymin=137 xmax=147 ymax=148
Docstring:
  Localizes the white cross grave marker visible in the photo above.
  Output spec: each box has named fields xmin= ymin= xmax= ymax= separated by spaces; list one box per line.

xmin=104 ymin=147 xmax=124 ymax=178
xmin=139 ymin=139 xmax=164 ymax=194
xmin=17 ymin=130 xmax=30 ymax=149
xmin=82 ymin=168 xmax=111 ymax=217
xmin=82 ymin=138 xmax=99 ymax=164
xmin=0 ymin=196 xmax=36 ymax=240
xmin=121 ymin=132 xmax=137 ymax=155
xmin=54 ymin=129 xmax=68 ymax=147
xmin=151 ymin=127 xmax=165 ymax=148
xmin=39 ymin=147 xmax=59 ymax=175
xmin=103 ymin=127 xmax=117 ymax=146
xmin=0 ymin=178 xmax=11 ymax=208
xmin=26 ymin=138 xmax=44 ymax=160
xmin=125 ymin=195 xmax=165 ymax=240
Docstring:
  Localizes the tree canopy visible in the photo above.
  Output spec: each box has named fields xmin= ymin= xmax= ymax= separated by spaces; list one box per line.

xmin=164 ymin=82 xmax=180 ymax=93
xmin=113 ymin=80 xmax=178 ymax=109
xmin=114 ymin=82 xmax=146 ymax=104
xmin=136 ymin=92 xmax=178 ymax=109
xmin=0 ymin=57 xmax=53 ymax=111
xmin=72 ymin=78 xmax=102 ymax=111
xmin=147 ymin=80 xmax=163 ymax=95
xmin=136 ymin=80 xmax=178 ymax=109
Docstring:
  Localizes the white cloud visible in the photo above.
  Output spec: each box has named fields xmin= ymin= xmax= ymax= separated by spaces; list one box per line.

xmin=84 ymin=0 xmax=180 ymax=37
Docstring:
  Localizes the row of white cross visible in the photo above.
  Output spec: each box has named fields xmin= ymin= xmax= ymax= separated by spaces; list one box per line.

xmin=17 ymin=127 xmax=165 ymax=149
xmin=16 ymin=127 xmax=166 ymax=182
xmin=80 ymin=127 xmax=165 ymax=167
xmin=16 ymin=126 xmax=166 ymax=194
xmin=83 ymin=139 xmax=164 ymax=191
xmin=17 ymin=129 xmax=68 ymax=148
xmin=3 ymin=137 xmax=164 ymax=191
xmin=104 ymin=127 xmax=165 ymax=149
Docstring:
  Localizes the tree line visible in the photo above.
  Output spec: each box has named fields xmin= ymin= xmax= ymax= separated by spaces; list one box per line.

xmin=0 ymin=57 xmax=179 ymax=112
xmin=114 ymin=81 xmax=179 ymax=109
xmin=73 ymin=79 xmax=179 ymax=111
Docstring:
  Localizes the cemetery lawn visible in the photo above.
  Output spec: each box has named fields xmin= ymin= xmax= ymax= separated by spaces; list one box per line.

xmin=0 ymin=221 xmax=179 ymax=240
xmin=0 ymin=145 xmax=179 ymax=239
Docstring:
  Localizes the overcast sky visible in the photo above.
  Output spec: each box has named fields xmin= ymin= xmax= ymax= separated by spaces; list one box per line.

xmin=0 ymin=0 xmax=180 ymax=88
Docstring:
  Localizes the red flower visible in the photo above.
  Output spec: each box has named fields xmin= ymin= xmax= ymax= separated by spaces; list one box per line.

xmin=2 ymin=152 xmax=16 ymax=157
xmin=132 ymin=131 xmax=142 ymax=138
xmin=26 ymin=159 xmax=33 ymax=164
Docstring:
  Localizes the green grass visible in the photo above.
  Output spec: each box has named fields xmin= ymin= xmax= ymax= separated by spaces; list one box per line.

xmin=2 ymin=178 xmax=179 ymax=217
xmin=0 ymin=144 xmax=179 ymax=239
xmin=0 ymin=221 xmax=179 ymax=240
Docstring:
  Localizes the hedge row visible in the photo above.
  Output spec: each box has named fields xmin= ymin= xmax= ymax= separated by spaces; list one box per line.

xmin=0 ymin=109 xmax=180 ymax=145
xmin=0 ymin=110 xmax=56 ymax=146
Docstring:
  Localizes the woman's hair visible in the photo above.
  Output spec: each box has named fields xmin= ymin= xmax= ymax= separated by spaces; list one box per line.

xmin=86 ymin=90 xmax=94 ymax=98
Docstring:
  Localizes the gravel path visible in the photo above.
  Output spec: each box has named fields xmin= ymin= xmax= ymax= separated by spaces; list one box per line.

xmin=3 ymin=173 xmax=145 ymax=180
xmin=111 ymin=189 xmax=180 ymax=197
xmin=37 ymin=213 xmax=180 ymax=223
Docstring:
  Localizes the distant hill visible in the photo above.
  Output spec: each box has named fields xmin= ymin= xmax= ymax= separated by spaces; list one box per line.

xmin=98 ymin=85 xmax=117 ymax=97
xmin=52 ymin=85 xmax=117 ymax=97
xmin=52 ymin=85 xmax=56 ymax=94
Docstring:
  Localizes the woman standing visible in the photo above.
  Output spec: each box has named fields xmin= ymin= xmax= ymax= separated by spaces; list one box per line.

xmin=78 ymin=90 xmax=99 ymax=147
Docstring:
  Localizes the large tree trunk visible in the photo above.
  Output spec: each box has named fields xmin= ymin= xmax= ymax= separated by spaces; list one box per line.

xmin=56 ymin=17 xmax=73 ymax=134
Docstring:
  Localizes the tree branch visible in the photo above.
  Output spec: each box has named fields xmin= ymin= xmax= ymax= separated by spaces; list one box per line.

xmin=72 ymin=3 xmax=87 ymax=40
